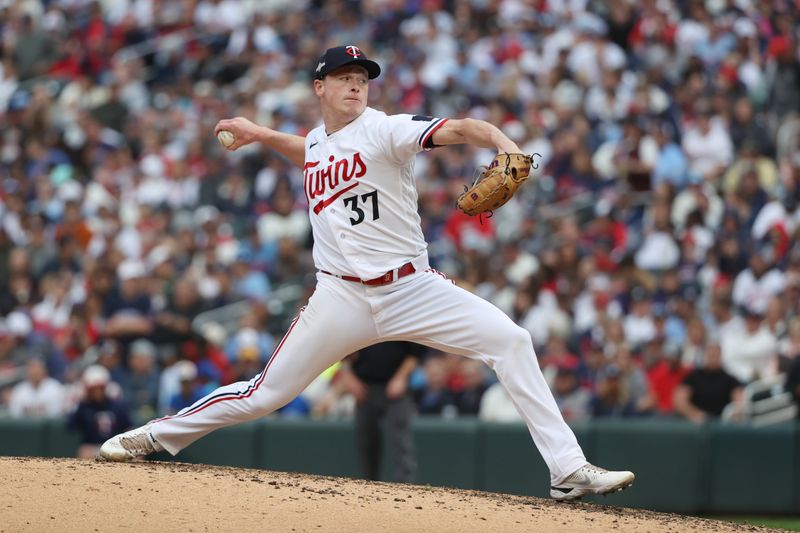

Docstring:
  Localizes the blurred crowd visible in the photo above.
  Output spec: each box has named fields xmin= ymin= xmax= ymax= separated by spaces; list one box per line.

xmin=1 ymin=0 xmax=800 ymax=441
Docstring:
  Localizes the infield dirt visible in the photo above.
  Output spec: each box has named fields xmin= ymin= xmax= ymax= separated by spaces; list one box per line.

xmin=0 ymin=457 xmax=784 ymax=532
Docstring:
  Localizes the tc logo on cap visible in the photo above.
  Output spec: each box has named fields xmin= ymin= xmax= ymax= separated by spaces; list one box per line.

xmin=345 ymin=46 xmax=362 ymax=58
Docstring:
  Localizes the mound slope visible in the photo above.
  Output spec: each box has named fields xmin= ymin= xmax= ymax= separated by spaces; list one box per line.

xmin=0 ymin=457 xmax=779 ymax=532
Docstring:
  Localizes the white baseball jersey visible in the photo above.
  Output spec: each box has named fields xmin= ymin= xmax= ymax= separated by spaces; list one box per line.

xmin=303 ymin=107 xmax=448 ymax=280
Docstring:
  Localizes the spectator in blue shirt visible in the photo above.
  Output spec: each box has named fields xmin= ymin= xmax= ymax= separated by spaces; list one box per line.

xmin=651 ymin=121 xmax=689 ymax=190
xmin=68 ymin=365 xmax=131 ymax=459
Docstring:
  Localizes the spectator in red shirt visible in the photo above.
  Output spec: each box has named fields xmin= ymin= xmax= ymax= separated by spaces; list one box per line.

xmin=647 ymin=341 xmax=690 ymax=414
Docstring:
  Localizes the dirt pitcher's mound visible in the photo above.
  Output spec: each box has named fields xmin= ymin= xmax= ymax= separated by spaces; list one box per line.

xmin=0 ymin=457 xmax=779 ymax=532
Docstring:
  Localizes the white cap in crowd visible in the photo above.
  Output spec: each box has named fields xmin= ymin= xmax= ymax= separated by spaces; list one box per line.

xmin=117 ymin=259 xmax=147 ymax=281
xmin=82 ymin=365 xmax=111 ymax=388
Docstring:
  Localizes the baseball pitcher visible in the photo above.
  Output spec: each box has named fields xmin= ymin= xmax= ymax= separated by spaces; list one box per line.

xmin=99 ymin=45 xmax=634 ymax=501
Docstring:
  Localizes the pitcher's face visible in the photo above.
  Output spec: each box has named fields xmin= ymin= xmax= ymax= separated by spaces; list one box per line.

xmin=315 ymin=65 xmax=369 ymax=121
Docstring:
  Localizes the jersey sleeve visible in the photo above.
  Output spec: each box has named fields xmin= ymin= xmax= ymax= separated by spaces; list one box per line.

xmin=377 ymin=113 xmax=449 ymax=163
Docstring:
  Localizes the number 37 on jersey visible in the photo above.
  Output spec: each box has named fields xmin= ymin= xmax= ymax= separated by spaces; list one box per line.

xmin=304 ymin=152 xmax=380 ymax=226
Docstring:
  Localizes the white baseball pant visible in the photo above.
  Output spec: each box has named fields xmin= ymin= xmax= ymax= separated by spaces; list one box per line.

xmin=150 ymin=268 xmax=587 ymax=484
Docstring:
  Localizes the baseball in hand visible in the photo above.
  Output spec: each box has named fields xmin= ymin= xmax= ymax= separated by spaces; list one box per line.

xmin=217 ymin=130 xmax=235 ymax=148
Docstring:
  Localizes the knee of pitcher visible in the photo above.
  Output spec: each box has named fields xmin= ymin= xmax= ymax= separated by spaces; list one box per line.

xmin=513 ymin=325 xmax=535 ymax=350
xmin=494 ymin=325 xmax=536 ymax=360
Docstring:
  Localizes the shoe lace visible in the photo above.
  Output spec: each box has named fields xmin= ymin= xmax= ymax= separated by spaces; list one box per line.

xmin=119 ymin=431 xmax=155 ymax=455
xmin=582 ymin=464 xmax=609 ymax=476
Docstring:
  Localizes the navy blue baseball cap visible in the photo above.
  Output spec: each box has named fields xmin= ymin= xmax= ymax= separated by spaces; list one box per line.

xmin=314 ymin=45 xmax=381 ymax=80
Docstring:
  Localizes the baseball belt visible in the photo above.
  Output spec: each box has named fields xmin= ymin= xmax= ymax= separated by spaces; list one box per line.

xmin=321 ymin=262 xmax=417 ymax=286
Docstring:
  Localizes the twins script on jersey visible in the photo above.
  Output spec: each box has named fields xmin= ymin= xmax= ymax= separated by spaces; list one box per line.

xmin=303 ymin=107 xmax=448 ymax=280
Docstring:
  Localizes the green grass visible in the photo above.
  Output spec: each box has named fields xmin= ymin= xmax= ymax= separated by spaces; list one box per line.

xmin=709 ymin=516 xmax=800 ymax=531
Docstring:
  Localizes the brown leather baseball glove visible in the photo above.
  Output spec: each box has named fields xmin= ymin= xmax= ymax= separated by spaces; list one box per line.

xmin=456 ymin=153 xmax=535 ymax=216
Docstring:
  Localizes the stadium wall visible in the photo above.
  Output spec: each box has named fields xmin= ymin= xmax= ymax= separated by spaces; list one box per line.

xmin=0 ymin=418 xmax=796 ymax=514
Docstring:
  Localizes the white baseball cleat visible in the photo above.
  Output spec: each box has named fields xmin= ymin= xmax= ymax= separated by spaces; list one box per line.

xmin=98 ymin=423 xmax=164 ymax=462
xmin=550 ymin=464 xmax=635 ymax=501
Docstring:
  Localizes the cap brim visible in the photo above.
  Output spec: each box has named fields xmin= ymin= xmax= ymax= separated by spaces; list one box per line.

xmin=353 ymin=59 xmax=381 ymax=79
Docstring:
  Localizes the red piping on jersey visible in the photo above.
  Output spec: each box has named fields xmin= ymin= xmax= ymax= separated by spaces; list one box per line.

xmin=421 ymin=118 xmax=449 ymax=150
xmin=313 ymin=182 xmax=359 ymax=214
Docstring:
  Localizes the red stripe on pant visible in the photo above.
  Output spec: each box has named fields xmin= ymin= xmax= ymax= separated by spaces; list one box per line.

xmin=153 ymin=312 xmax=302 ymax=423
